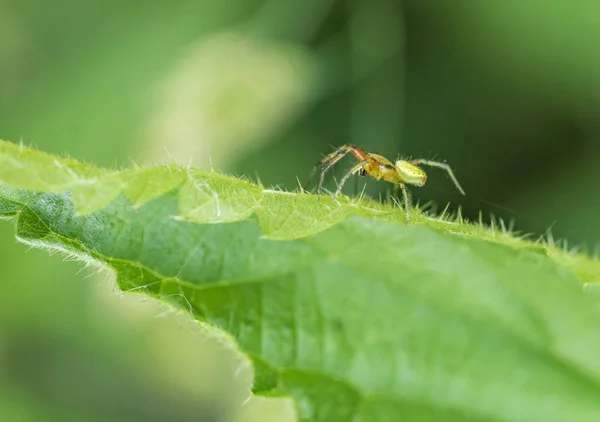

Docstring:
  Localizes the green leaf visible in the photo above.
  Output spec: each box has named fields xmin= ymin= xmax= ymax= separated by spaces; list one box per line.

xmin=2 ymin=139 xmax=600 ymax=422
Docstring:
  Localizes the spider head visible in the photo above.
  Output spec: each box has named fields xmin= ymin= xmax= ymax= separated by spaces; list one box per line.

xmin=395 ymin=160 xmax=427 ymax=186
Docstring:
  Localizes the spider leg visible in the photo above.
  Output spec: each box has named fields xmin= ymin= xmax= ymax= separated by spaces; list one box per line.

xmin=399 ymin=182 xmax=411 ymax=224
xmin=302 ymin=147 xmax=349 ymax=193
xmin=354 ymin=167 xmax=367 ymax=196
xmin=335 ymin=162 xmax=365 ymax=197
xmin=305 ymin=145 xmax=371 ymax=195
xmin=410 ymin=159 xmax=465 ymax=195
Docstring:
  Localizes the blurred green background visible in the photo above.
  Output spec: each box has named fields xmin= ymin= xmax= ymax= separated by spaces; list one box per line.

xmin=1 ymin=1 xmax=600 ymax=421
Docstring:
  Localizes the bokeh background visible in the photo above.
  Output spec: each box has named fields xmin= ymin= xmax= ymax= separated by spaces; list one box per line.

xmin=1 ymin=1 xmax=600 ymax=421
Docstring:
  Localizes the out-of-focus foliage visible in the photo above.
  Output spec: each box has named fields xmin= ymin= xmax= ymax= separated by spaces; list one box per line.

xmin=1 ymin=0 xmax=600 ymax=421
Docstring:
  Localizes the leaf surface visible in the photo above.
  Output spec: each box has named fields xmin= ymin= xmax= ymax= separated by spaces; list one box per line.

xmin=2 ymin=139 xmax=600 ymax=422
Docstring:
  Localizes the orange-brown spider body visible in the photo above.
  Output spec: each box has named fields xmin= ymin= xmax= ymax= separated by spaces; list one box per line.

xmin=305 ymin=144 xmax=464 ymax=224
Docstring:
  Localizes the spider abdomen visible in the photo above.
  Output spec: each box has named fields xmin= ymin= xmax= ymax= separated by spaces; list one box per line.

xmin=395 ymin=160 xmax=427 ymax=187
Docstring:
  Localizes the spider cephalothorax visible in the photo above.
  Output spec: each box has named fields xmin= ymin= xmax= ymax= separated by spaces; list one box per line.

xmin=305 ymin=144 xmax=465 ymax=224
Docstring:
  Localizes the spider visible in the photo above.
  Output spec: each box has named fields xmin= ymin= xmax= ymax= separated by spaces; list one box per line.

xmin=304 ymin=144 xmax=465 ymax=224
